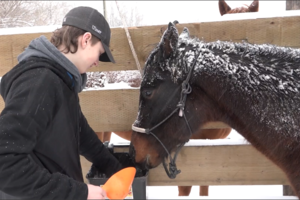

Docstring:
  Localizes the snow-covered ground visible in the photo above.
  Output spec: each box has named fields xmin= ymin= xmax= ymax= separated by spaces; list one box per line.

xmin=84 ymin=83 xmax=135 ymax=92
xmin=110 ymin=129 xmax=295 ymax=199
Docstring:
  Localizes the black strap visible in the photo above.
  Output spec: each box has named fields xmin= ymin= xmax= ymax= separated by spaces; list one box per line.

xmin=143 ymin=52 xmax=199 ymax=179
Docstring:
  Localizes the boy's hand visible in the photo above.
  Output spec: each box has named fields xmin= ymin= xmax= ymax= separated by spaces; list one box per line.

xmin=87 ymin=184 xmax=107 ymax=199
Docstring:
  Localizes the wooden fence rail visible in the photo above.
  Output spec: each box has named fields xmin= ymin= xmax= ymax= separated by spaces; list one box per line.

xmin=80 ymin=141 xmax=289 ymax=186
xmin=1 ymin=14 xmax=300 ymax=74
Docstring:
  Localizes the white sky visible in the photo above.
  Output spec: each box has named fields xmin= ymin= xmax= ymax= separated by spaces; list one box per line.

xmin=0 ymin=1 xmax=295 ymax=35
xmin=70 ymin=1 xmax=287 ymax=25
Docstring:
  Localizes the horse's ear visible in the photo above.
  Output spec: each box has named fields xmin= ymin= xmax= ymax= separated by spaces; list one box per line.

xmin=179 ymin=27 xmax=190 ymax=40
xmin=219 ymin=0 xmax=231 ymax=16
xmin=249 ymin=0 xmax=259 ymax=12
xmin=161 ymin=22 xmax=179 ymax=59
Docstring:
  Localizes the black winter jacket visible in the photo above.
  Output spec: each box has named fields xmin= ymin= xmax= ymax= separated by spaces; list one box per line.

xmin=0 ymin=57 xmax=122 ymax=199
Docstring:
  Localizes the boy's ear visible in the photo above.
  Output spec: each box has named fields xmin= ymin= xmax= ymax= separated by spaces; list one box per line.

xmin=79 ymin=32 xmax=91 ymax=49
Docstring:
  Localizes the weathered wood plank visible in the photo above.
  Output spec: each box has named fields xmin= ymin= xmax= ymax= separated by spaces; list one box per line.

xmin=147 ymin=143 xmax=288 ymax=186
xmin=0 ymin=88 xmax=229 ymax=132
xmin=79 ymin=89 xmax=140 ymax=132
xmin=81 ymin=143 xmax=289 ymax=185
xmin=78 ymin=89 xmax=230 ymax=132
xmin=1 ymin=15 xmax=300 ymax=76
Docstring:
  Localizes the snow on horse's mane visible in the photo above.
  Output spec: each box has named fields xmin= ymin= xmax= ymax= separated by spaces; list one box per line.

xmin=168 ymin=35 xmax=300 ymax=96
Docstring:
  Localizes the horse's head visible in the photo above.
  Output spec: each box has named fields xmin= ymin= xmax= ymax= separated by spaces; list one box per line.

xmin=219 ymin=0 xmax=259 ymax=16
xmin=130 ymin=23 xmax=215 ymax=172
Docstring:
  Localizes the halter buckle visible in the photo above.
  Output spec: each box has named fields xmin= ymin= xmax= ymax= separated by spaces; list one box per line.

xmin=179 ymin=109 xmax=184 ymax=117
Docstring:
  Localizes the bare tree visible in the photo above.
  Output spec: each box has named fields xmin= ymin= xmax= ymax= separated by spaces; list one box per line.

xmin=0 ymin=1 xmax=74 ymax=28
xmin=106 ymin=1 xmax=144 ymax=28
xmin=0 ymin=1 xmax=143 ymax=28
xmin=30 ymin=1 xmax=72 ymax=26
xmin=0 ymin=1 xmax=35 ymax=28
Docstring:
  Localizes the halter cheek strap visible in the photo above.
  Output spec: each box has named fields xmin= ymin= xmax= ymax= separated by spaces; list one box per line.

xmin=132 ymin=52 xmax=199 ymax=179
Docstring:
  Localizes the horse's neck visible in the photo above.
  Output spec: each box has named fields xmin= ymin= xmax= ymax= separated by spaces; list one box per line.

xmin=191 ymin=42 xmax=300 ymax=138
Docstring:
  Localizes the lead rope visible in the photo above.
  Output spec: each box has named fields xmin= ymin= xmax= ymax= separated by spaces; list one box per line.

xmin=162 ymin=60 xmax=196 ymax=178
xmin=177 ymin=60 xmax=194 ymax=117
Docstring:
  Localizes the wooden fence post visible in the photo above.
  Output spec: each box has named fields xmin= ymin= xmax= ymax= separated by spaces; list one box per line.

xmin=286 ymin=0 xmax=300 ymax=10
xmin=283 ymin=185 xmax=295 ymax=196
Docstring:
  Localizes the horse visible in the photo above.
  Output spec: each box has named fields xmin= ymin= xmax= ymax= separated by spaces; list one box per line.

xmin=219 ymin=0 xmax=259 ymax=16
xmin=130 ymin=22 xmax=300 ymax=198
xmin=95 ymin=128 xmax=231 ymax=196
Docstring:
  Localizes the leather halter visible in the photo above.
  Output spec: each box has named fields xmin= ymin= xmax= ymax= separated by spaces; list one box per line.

xmin=132 ymin=51 xmax=199 ymax=179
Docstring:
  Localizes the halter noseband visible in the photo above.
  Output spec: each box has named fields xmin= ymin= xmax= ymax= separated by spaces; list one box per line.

xmin=132 ymin=52 xmax=199 ymax=179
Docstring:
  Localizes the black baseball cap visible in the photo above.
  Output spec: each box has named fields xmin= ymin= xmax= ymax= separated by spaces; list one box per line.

xmin=62 ymin=6 xmax=115 ymax=63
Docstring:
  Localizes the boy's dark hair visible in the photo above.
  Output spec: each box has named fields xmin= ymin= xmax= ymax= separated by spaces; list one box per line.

xmin=50 ymin=25 xmax=99 ymax=54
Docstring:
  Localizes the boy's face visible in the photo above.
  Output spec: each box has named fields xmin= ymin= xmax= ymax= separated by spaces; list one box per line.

xmin=76 ymin=32 xmax=105 ymax=74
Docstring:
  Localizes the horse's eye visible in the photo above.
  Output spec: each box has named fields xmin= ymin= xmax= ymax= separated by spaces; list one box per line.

xmin=142 ymin=90 xmax=153 ymax=98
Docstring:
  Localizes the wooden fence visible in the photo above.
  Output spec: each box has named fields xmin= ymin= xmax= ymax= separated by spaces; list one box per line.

xmin=1 ymin=13 xmax=300 ymax=187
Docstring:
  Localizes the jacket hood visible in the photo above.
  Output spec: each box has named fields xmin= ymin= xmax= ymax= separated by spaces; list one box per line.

xmin=0 ymin=57 xmax=76 ymax=101
xmin=17 ymin=35 xmax=87 ymax=93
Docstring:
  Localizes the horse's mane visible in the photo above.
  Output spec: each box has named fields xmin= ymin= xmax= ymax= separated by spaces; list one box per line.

xmin=146 ymin=34 xmax=300 ymax=108
xmin=205 ymin=40 xmax=300 ymax=64
xmin=227 ymin=6 xmax=252 ymax=14
xmin=160 ymin=35 xmax=300 ymax=85
xmin=144 ymin=34 xmax=300 ymax=89
xmin=178 ymin=38 xmax=300 ymax=135
xmin=219 ymin=0 xmax=259 ymax=16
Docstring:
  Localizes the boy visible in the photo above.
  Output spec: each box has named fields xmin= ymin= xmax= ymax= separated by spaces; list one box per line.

xmin=0 ymin=6 xmax=122 ymax=199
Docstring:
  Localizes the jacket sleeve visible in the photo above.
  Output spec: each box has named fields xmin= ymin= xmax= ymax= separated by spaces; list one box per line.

xmin=0 ymin=69 xmax=88 ymax=199
xmin=78 ymin=110 xmax=122 ymax=177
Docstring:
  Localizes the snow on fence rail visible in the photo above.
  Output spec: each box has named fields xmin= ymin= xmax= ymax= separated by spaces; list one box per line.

xmin=1 ymin=14 xmax=299 ymax=186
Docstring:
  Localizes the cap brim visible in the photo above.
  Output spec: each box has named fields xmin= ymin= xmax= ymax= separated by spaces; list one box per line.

xmin=100 ymin=43 xmax=115 ymax=63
